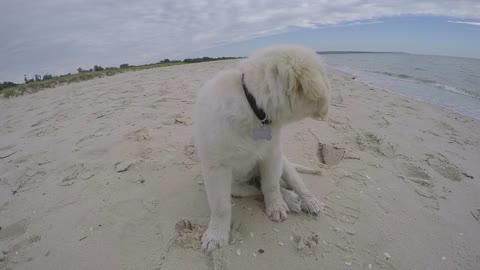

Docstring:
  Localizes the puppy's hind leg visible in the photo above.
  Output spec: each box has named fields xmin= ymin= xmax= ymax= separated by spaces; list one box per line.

xmin=280 ymin=187 xmax=302 ymax=213
xmin=281 ymin=155 xmax=322 ymax=215
xmin=232 ymin=175 xmax=302 ymax=213
xmin=201 ymin=165 xmax=233 ymax=252
xmin=292 ymin=162 xmax=324 ymax=174
xmin=231 ymin=181 xmax=262 ymax=198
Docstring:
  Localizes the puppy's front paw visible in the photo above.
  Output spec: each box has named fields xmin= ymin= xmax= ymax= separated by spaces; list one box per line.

xmin=201 ymin=228 xmax=229 ymax=253
xmin=265 ymin=198 xmax=289 ymax=222
xmin=301 ymin=196 xmax=322 ymax=215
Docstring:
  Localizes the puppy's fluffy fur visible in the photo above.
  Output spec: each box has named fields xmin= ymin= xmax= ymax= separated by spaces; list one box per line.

xmin=193 ymin=45 xmax=329 ymax=252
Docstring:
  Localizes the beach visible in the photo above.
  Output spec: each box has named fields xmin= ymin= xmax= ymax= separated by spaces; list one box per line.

xmin=1 ymin=59 xmax=479 ymax=270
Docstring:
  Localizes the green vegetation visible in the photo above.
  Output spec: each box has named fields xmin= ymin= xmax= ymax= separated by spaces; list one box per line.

xmin=0 ymin=81 xmax=17 ymax=92
xmin=1 ymin=56 xmax=242 ymax=98
xmin=2 ymin=89 xmax=16 ymax=98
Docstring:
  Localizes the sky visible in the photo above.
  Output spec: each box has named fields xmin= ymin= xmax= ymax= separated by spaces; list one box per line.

xmin=1 ymin=0 xmax=480 ymax=83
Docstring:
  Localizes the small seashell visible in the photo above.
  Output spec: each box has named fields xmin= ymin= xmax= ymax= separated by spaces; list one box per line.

xmin=384 ymin=252 xmax=391 ymax=259
xmin=236 ymin=249 xmax=241 ymax=256
xmin=345 ymin=262 xmax=352 ymax=266
xmin=279 ymin=242 xmax=284 ymax=246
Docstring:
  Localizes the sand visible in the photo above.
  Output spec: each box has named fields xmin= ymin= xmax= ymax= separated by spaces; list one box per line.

xmin=0 ymin=60 xmax=479 ymax=270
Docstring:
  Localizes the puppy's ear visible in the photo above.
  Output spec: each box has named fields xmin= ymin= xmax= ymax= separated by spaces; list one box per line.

xmin=295 ymin=77 xmax=304 ymax=95
xmin=278 ymin=64 xmax=304 ymax=98
xmin=294 ymin=69 xmax=330 ymax=119
xmin=315 ymin=95 xmax=329 ymax=120
xmin=290 ymin=68 xmax=329 ymax=101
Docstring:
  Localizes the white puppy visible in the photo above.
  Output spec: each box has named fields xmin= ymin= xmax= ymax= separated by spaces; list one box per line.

xmin=193 ymin=45 xmax=329 ymax=252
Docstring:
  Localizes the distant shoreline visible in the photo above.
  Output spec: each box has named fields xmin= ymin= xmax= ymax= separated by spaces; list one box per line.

xmin=0 ymin=56 xmax=243 ymax=98
xmin=317 ymin=51 xmax=407 ymax=55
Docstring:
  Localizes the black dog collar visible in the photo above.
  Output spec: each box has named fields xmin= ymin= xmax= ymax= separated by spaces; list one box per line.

xmin=241 ymin=74 xmax=271 ymax=125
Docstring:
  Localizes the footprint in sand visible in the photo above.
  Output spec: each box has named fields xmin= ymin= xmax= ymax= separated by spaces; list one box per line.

xmin=413 ymin=188 xmax=440 ymax=210
xmin=30 ymin=117 xmax=48 ymax=128
xmin=127 ymin=128 xmax=152 ymax=142
xmin=334 ymin=170 xmax=368 ymax=192
xmin=436 ymin=121 xmax=458 ymax=136
xmin=292 ymin=231 xmax=323 ymax=259
xmin=10 ymin=234 xmax=42 ymax=254
xmin=59 ymin=163 xmax=86 ymax=186
xmin=13 ymin=167 xmax=46 ymax=194
xmin=368 ymin=111 xmax=391 ymax=127
xmin=157 ymin=220 xmax=226 ymax=270
xmin=289 ymin=223 xmax=331 ymax=260
xmin=148 ymin=97 xmax=177 ymax=109
xmin=160 ymin=113 xmax=191 ymax=126
xmin=0 ymin=144 xmax=17 ymax=159
xmin=184 ymin=144 xmax=199 ymax=162
xmin=25 ymin=127 xmax=45 ymax=138
xmin=388 ymin=101 xmax=419 ymax=112
xmin=172 ymin=219 xmax=205 ymax=249
xmin=395 ymin=161 xmax=439 ymax=210
xmin=138 ymin=147 xmax=153 ymax=160
xmin=91 ymin=110 xmax=113 ymax=120
xmin=0 ymin=219 xmax=29 ymax=241
xmin=0 ymin=219 xmax=38 ymax=266
xmin=326 ymin=116 xmax=352 ymax=131
xmin=397 ymin=162 xmax=433 ymax=188
xmin=425 ymin=153 xmax=470 ymax=182
xmin=76 ymin=134 xmax=96 ymax=146
xmin=354 ymin=132 xmax=396 ymax=158
xmin=173 ymin=118 xmax=192 ymax=126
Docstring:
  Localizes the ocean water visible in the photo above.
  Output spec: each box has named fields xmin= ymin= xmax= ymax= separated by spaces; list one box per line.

xmin=320 ymin=53 xmax=480 ymax=120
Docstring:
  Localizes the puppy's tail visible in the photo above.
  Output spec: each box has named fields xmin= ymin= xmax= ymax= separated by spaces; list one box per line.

xmin=292 ymin=163 xmax=325 ymax=175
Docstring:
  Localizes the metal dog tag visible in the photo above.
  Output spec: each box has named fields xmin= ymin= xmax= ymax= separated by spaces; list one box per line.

xmin=251 ymin=126 xmax=272 ymax=140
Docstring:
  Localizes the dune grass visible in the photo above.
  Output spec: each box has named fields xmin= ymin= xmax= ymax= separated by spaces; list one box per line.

xmin=0 ymin=62 xmax=186 ymax=98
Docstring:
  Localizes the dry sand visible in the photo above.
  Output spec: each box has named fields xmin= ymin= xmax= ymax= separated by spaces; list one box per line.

xmin=0 ymin=60 xmax=479 ymax=270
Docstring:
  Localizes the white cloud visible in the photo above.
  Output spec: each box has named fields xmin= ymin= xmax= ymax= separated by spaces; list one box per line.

xmin=192 ymin=31 xmax=218 ymax=42
xmin=448 ymin=20 xmax=480 ymax=26
xmin=1 ymin=0 xmax=480 ymax=81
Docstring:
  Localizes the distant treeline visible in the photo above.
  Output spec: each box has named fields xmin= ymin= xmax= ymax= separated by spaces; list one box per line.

xmin=0 ymin=81 xmax=17 ymax=91
xmin=0 ymin=56 xmax=243 ymax=97
xmin=182 ymin=56 xmax=240 ymax=63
